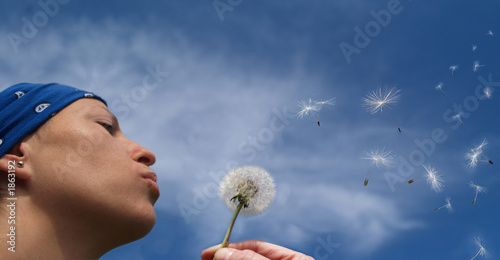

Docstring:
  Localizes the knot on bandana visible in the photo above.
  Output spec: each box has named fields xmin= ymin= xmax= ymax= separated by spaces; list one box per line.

xmin=0 ymin=83 xmax=107 ymax=157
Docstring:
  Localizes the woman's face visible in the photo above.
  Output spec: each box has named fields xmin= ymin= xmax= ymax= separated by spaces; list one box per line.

xmin=24 ymin=98 xmax=159 ymax=243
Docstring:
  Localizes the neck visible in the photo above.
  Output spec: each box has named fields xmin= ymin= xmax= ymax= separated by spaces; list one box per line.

xmin=0 ymin=195 xmax=108 ymax=259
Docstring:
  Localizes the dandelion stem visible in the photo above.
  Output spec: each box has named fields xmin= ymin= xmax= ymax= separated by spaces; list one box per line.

xmin=221 ymin=202 xmax=244 ymax=248
xmin=303 ymin=113 xmax=319 ymax=126
xmin=309 ymin=114 xmax=320 ymax=127
xmin=408 ymin=176 xmax=423 ymax=184
xmin=470 ymin=249 xmax=481 ymax=260
xmin=364 ymin=164 xmax=375 ymax=186
xmin=478 ymin=159 xmax=494 ymax=165
xmin=382 ymin=105 xmax=401 ymax=132
xmin=473 ymin=191 xmax=478 ymax=205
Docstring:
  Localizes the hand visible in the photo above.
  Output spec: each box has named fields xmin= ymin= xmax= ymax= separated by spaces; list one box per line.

xmin=201 ymin=240 xmax=314 ymax=260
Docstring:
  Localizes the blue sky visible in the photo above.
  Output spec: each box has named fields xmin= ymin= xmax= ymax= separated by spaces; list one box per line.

xmin=1 ymin=1 xmax=499 ymax=259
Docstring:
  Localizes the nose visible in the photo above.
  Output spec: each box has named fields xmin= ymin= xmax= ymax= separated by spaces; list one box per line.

xmin=127 ymin=139 xmax=156 ymax=166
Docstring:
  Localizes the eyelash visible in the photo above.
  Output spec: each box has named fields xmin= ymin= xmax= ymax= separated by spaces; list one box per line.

xmin=99 ymin=122 xmax=114 ymax=134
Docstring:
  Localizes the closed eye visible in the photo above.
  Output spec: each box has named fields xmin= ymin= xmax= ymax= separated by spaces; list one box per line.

xmin=98 ymin=122 xmax=115 ymax=134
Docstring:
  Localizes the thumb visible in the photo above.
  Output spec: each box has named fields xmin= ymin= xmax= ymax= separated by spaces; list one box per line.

xmin=214 ymin=247 xmax=269 ymax=260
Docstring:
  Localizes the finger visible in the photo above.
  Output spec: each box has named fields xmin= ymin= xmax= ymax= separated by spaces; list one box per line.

xmin=214 ymin=247 xmax=269 ymax=260
xmin=201 ymin=244 xmax=221 ymax=260
xmin=227 ymin=240 xmax=313 ymax=260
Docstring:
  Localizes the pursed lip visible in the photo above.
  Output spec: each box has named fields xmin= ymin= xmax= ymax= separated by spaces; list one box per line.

xmin=142 ymin=171 xmax=160 ymax=201
xmin=141 ymin=172 xmax=158 ymax=183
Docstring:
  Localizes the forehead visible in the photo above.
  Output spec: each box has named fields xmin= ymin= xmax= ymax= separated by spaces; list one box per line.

xmin=43 ymin=98 xmax=113 ymax=128
xmin=61 ymin=98 xmax=110 ymax=116
xmin=30 ymin=98 xmax=111 ymax=138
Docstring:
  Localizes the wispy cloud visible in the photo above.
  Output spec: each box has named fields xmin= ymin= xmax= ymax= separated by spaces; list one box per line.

xmin=2 ymin=2 xmax=500 ymax=259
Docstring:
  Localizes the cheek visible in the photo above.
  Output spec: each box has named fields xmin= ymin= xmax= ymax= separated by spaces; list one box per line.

xmin=30 ymin=126 xmax=135 ymax=199
xmin=32 ymin=124 xmax=109 ymax=168
xmin=29 ymin=132 xmax=156 ymax=231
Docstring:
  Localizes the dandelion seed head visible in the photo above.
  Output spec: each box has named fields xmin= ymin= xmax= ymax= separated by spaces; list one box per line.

xmin=444 ymin=196 xmax=453 ymax=212
xmin=362 ymin=148 xmax=394 ymax=168
xmin=449 ymin=65 xmax=458 ymax=74
xmin=466 ymin=149 xmax=481 ymax=169
xmin=474 ymin=139 xmax=488 ymax=152
xmin=236 ymin=179 xmax=259 ymax=205
xmin=474 ymin=237 xmax=487 ymax=253
xmin=363 ymin=87 xmax=400 ymax=114
xmin=467 ymin=139 xmax=490 ymax=169
xmin=469 ymin=182 xmax=487 ymax=194
xmin=423 ymin=164 xmax=444 ymax=192
xmin=453 ymin=112 xmax=462 ymax=120
xmin=219 ymin=166 xmax=275 ymax=216
xmin=482 ymin=87 xmax=492 ymax=99
xmin=472 ymin=237 xmax=488 ymax=259
xmin=473 ymin=60 xmax=485 ymax=72
xmin=297 ymin=98 xmax=320 ymax=118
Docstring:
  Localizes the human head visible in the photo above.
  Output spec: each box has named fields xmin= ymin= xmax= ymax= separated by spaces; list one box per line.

xmin=0 ymin=83 xmax=159 ymax=258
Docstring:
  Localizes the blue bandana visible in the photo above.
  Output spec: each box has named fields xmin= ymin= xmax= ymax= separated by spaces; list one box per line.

xmin=0 ymin=83 xmax=107 ymax=157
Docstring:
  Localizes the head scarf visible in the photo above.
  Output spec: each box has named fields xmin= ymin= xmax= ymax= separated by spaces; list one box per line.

xmin=0 ymin=83 xmax=107 ymax=157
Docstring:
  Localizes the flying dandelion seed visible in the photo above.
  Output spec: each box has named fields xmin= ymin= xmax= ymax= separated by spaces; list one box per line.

xmin=473 ymin=60 xmax=486 ymax=72
xmin=477 ymin=87 xmax=492 ymax=101
xmin=453 ymin=113 xmax=465 ymax=126
xmin=434 ymin=196 xmax=453 ymax=212
xmin=472 ymin=44 xmax=477 ymax=52
xmin=423 ymin=165 xmax=442 ymax=188
xmin=314 ymin=98 xmax=336 ymax=126
xmin=470 ymin=237 xmax=488 ymax=260
xmin=362 ymin=147 xmax=394 ymax=186
xmin=408 ymin=164 xmax=444 ymax=192
xmin=218 ymin=166 xmax=275 ymax=248
xmin=363 ymin=87 xmax=402 ymax=132
xmin=469 ymin=182 xmax=486 ymax=205
xmin=449 ymin=65 xmax=458 ymax=76
xmin=435 ymin=82 xmax=446 ymax=94
xmin=466 ymin=149 xmax=481 ymax=169
xmin=466 ymin=139 xmax=494 ymax=168
xmin=486 ymin=30 xmax=494 ymax=36
xmin=297 ymin=97 xmax=335 ymax=126
xmin=297 ymin=98 xmax=319 ymax=119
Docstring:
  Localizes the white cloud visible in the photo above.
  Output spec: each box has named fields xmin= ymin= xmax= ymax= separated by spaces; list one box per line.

xmin=284 ymin=183 xmax=421 ymax=253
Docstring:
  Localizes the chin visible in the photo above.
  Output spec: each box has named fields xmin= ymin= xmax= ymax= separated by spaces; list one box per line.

xmin=141 ymin=211 xmax=157 ymax=237
xmin=132 ymin=204 xmax=158 ymax=240
xmin=110 ymin=203 xmax=156 ymax=245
